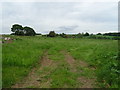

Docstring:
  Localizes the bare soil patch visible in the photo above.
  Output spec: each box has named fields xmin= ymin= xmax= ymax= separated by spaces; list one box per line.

xmin=12 ymin=51 xmax=53 ymax=88
xmin=3 ymin=40 xmax=13 ymax=44
xmin=12 ymin=50 xmax=97 ymax=88
xmin=40 ymin=52 xmax=53 ymax=67
xmin=62 ymin=51 xmax=97 ymax=88
xmin=78 ymin=76 xmax=96 ymax=88
xmin=62 ymin=51 xmax=77 ymax=72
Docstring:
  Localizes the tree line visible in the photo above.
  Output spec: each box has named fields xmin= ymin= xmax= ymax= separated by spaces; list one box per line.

xmin=11 ymin=24 xmax=120 ymax=40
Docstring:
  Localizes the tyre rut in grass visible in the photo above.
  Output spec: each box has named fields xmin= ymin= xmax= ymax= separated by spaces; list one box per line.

xmin=12 ymin=51 xmax=97 ymax=88
xmin=12 ymin=51 xmax=55 ymax=88
xmin=63 ymin=51 xmax=97 ymax=88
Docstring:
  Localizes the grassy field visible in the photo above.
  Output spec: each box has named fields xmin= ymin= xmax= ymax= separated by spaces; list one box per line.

xmin=2 ymin=35 xmax=119 ymax=88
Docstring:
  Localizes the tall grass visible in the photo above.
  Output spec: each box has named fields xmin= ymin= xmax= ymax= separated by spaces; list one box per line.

xmin=2 ymin=36 xmax=118 ymax=88
xmin=2 ymin=36 xmax=47 ymax=87
xmin=66 ymin=39 xmax=118 ymax=88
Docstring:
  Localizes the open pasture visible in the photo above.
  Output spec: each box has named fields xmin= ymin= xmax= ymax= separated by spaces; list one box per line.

xmin=2 ymin=35 xmax=119 ymax=88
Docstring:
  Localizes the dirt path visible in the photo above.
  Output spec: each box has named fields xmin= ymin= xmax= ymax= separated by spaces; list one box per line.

xmin=63 ymin=51 xmax=77 ymax=72
xmin=12 ymin=51 xmax=97 ymax=88
xmin=12 ymin=51 xmax=54 ymax=88
xmin=63 ymin=51 xmax=97 ymax=88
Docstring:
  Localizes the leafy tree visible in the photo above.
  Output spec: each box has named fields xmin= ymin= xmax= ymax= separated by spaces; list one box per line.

xmin=15 ymin=30 xmax=24 ymax=36
xmin=84 ymin=32 xmax=89 ymax=36
xmin=97 ymin=33 xmax=102 ymax=35
xmin=11 ymin=24 xmax=23 ymax=35
xmin=59 ymin=33 xmax=68 ymax=38
xmin=103 ymin=32 xmax=120 ymax=36
xmin=23 ymin=26 xmax=36 ymax=36
xmin=60 ymin=33 xmax=66 ymax=37
xmin=48 ymin=31 xmax=56 ymax=37
xmin=56 ymin=33 xmax=59 ymax=37
xmin=11 ymin=24 xmax=36 ymax=36
xmin=90 ymin=33 xmax=94 ymax=36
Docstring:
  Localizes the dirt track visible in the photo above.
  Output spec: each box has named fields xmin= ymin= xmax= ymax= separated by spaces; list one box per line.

xmin=12 ymin=52 xmax=54 ymax=88
xmin=12 ymin=51 xmax=97 ymax=88
xmin=63 ymin=51 xmax=97 ymax=88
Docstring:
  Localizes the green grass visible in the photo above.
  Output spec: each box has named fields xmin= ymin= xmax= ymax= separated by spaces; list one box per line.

xmin=2 ymin=35 xmax=119 ymax=88
xmin=2 ymin=36 xmax=46 ymax=87
xmin=48 ymin=60 xmax=77 ymax=88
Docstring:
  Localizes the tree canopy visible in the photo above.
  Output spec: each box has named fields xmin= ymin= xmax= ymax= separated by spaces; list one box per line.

xmin=48 ymin=31 xmax=56 ymax=37
xmin=11 ymin=24 xmax=23 ymax=32
xmin=11 ymin=24 xmax=36 ymax=36
xmin=84 ymin=32 xmax=89 ymax=36
xmin=24 ymin=27 xmax=36 ymax=36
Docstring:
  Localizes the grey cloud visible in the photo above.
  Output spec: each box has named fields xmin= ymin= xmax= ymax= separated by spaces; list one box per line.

xmin=66 ymin=2 xmax=117 ymax=23
xmin=58 ymin=25 xmax=79 ymax=31
xmin=1 ymin=2 xmax=118 ymax=34
xmin=54 ymin=25 xmax=79 ymax=33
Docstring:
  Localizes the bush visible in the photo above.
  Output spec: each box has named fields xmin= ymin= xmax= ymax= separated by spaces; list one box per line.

xmin=48 ymin=31 xmax=56 ymax=37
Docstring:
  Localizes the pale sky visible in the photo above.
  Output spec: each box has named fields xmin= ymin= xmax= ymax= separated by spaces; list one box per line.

xmin=1 ymin=0 xmax=119 ymax=34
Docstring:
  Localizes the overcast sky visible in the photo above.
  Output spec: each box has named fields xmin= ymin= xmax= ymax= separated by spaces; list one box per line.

xmin=1 ymin=0 xmax=118 ymax=34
